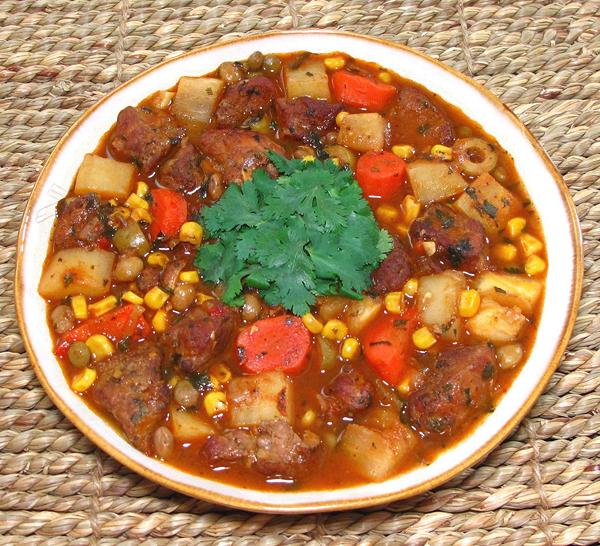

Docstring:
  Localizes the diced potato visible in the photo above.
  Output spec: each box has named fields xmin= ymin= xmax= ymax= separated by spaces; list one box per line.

xmin=467 ymin=297 xmax=527 ymax=343
xmin=74 ymin=154 xmax=135 ymax=200
xmin=170 ymin=406 xmax=214 ymax=441
xmin=39 ymin=248 xmax=115 ymax=300
xmin=317 ymin=296 xmax=350 ymax=322
xmin=454 ymin=172 xmax=519 ymax=235
xmin=150 ymin=90 xmax=175 ymax=110
xmin=172 ymin=77 xmax=224 ymax=127
xmin=345 ymin=296 xmax=383 ymax=334
xmin=475 ymin=272 xmax=542 ymax=316
xmin=285 ymin=59 xmax=331 ymax=100
xmin=337 ymin=113 xmax=385 ymax=153
xmin=406 ymin=160 xmax=467 ymax=204
xmin=338 ymin=424 xmax=397 ymax=481
xmin=227 ymin=370 xmax=293 ymax=427
xmin=417 ymin=271 xmax=465 ymax=341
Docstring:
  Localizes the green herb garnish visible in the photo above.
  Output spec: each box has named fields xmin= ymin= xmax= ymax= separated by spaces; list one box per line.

xmin=194 ymin=153 xmax=393 ymax=315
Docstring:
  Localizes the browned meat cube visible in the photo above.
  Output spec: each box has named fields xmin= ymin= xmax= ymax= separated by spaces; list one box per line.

xmin=158 ymin=140 xmax=205 ymax=193
xmin=91 ymin=342 xmax=168 ymax=454
xmin=53 ymin=194 xmax=111 ymax=250
xmin=370 ymin=235 xmax=413 ymax=295
xmin=319 ymin=368 xmax=373 ymax=419
xmin=203 ymin=428 xmax=256 ymax=463
xmin=215 ymin=76 xmax=277 ymax=128
xmin=108 ymin=106 xmax=185 ymax=173
xmin=275 ymin=97 xmax=342 ymax=143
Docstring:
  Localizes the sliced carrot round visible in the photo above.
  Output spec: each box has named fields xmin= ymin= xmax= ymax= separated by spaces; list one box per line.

xmin=356 ymin=151 xmax=407 ymax=201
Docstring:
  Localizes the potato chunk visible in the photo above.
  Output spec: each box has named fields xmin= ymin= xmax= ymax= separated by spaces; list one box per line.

xmin=172 ymin=77 xmax=224 ymax=127
xmin=227 ymin=370 xmax=293 ymax=427
xmin=74 ymin=154 xmax=135 ymax=200
xmin=454 ymin=172 xmax=519 ymax=235
xmin=406 ymin=160 xmax=466 ymax=204
xmin=417 ymin=271 xmax=465 ymax=340
xmin=39 ymin=248 xmax=115 ymax=300
xmin=467 ymin=297 xmax=527 ymax=343
xmin=475 ymin=272 xmax=542 ymax=315
xmin=345 ymin=296 xmax=382 ymax=335
xmin=170 ymin=406 xmax=214 ymax=441
xmin=285 ymin=59 xmax=331 ymax=100
xmin=337 ymin=113 xmax=385 ymax=153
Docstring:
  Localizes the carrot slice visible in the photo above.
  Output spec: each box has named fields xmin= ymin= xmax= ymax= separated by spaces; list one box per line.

xmin=236 ymin=315 xmax=312 ymax=375
xmin=149 ymin=188 xmax=188 ymax=240
xmin=331 ymin=71 xmax=396 ymax=112
xmin=356 ymin=151 xmax=407 ymax=201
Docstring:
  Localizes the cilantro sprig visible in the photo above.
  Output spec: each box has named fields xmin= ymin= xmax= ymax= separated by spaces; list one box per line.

xmin=194 ymin=153 xmax=393 ymax=315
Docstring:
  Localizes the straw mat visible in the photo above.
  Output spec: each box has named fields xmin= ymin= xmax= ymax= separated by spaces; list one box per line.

xmin=1 ymin=1 xmax=599 ymax=544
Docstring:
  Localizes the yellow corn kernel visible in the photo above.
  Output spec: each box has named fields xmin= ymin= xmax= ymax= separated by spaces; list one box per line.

xmin=209 ymin=363 xmax=232 ymax=385
xmin=336 ymin=111 xmax=348 ymax=127
xmin=147 ymin=251 xmax=169 ymax=268
xmin=384 ymin=292 xmax=405 ymax=314
xmin=210 ymin=375 xmax=222 ymax=390
xmin=302 ymin=312 xmax=323 ymax=335
xmin=525 ymin=255 xmax=546 ymax=276
xmin=121 ymin=290 xmax=144 ymax=305
xmin=197 ymin=292 xmax=214 ymax=304
xmin=131 ymin=207 xmax=152 ymax=223
xmin=376 ymin=204 xmax=400 ymax=223
xmin=136 ymin=181 xmax=149 ymax=197
xmin=331 ymin=157 xmax=341 ymax=167
xmin=506 ymin=217 xmax=527 ymax=239
xmin=250 ymin=115 xmax=271 ymax=134
xmin=168 ymin=375 xmax=180 ymax=388
xmin=152 ymin=308 xmax=168 ymax=333
xmin=303 ymin=155 xmax=316 ymax=162
xmin=71 ymin=367 xmax=97 ymax=393
xmin=422 ymin=241 xmax=437 ymax=256
xmin=85 ymin=334 xmax=115 ymax=361
xmin=108 ymin=199 xmax=119 ymax=206
xmin=301 ymin=409 xmax=317 ymax=427
xmin=402 ymin=194 xmax=421 ymax=225
xmin=324 ymin=56 xmax=346 ymax=70
xmin=492 ymin=243 xmax=518 ymax=262
xmin=392 ymin=144 xmax=416 ymax=160
xmin=322 ymin=319 xmax=348 ymax=341
xmin=518 ymin=233 xmax=543 ymax=257
xmin=458 ymin=289 xmax=481 ymax=318
xmin=430 ymin=144 xmax=453 ymax=161
xmin=125 ymin=192 xmax=149 ymax=210
xmin=397 ymin=372 xmax=414 ymax=395
xmin=112 ymin=206 xmax=131 ymax=220
xmin=204 ymin=391 xmax=227 ymax=417
xmin=179 ymin=270 xmax=200 ymax=284
xmin=403 ymin=278 xmax=419 ymax=296
xmin=70 ymin=295 xmax=88 ymax=320
xmin=412 ymin=326 xmax=437 ymax=350
xmin=88 ymin=295 xmax=118 ymax=317
xmin=378 ymin=71 xmax=392 ymax=83
xmin=144 ymin=286 xmax=169 ymax=310
xmin=341 ymin=337 xmax=361 ymax=360
xmin=179 ymin=221 xmax=203 ymax=245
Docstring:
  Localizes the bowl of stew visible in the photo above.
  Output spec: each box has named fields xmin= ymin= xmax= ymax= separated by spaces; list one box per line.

xmin=16 ymin=31 xmax=582 ymax=512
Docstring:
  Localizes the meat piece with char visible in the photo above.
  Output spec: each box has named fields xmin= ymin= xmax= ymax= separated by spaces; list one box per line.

xmin=275 ymin=97 xmax=342 ymax=143
xmin=319 ymin=368 xmax=374 ymax=419
xmin=370 ymin=235 xmax=412 ymax=295
xmin=53 ymin=193 xmax=111 ymax=250
xmin=91 ymin=342 xmax=168 ymax=454
xmin=158 ymin=140 xmax=205 ymax=193
xmin=215 ymin=76 xmax=277 ymax=128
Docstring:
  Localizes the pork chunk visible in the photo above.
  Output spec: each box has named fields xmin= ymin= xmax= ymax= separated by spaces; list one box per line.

xmin=370 ymin=235 xmax=412 ymax=295
xmin=275 ymin=97 xmax=342 ymax=143
xmin=319 ymin=368 xmax=373 ymax=419
xmin=53 ymin=194 xmax=112 ymax=250
xmin=215 ymin=76 xmax=277 ymax=128
xmin=158 ymin=140 xmax=205 ymax=192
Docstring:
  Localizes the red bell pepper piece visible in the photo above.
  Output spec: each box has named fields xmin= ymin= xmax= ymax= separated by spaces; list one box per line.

xmin=149 ymin=188 xmax=188 ymax=240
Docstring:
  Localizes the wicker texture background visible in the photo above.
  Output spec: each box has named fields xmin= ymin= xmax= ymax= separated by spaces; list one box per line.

xmin=1 ymin=0 xmax=599 ymax=544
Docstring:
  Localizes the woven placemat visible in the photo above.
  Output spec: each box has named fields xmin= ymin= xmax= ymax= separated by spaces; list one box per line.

xmin=1 ymin=0 xmax=599 ymax=544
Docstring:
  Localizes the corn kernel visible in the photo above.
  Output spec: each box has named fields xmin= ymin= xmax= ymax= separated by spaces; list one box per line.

xmin=403 ymin=278 xmax=419 ymax=296
xmin=179 ymin=221 xmax=203 ymax=245
xmin=506 ymin=217 xmax=527 ymax=239
xmin=197 ymin=292 xmax=214 ymax=304
xmin=131 ymin=207 xmax=152 ymax=223
xmin=301 ymin=409 xmax=317 ymax=427
xmin=430 ymin=144 xmax=453 ymax=161
xmin=210 ymin=376 xmax=221 ymax=390
xmin=125 ymin=192 xmax=149 ymax=210
xmin=402 ymin=194 xmax=421 ymax=225
xmin=108 ymin=199 xmax=118 ymax=206
xmin=168 ymin=375 xmax=180 ymax=388
xmin=336 ymin=111 xmax=348 ymax=127
xmin=331 ymin=157 xmax=341 ymax=167
xmin=384 ymin=292 xmax=405 ymax=314
xmin=209 ymin=363 xmax=232 ymax=385
xmin=324 ymin=57 xmax=346 ymax=70
xmin=341 ymin=337 xmax=361 ymax=360
xmin=397 ymin=372 xmax=414 ymax=395
xmin=322 ymin=319 xmax=348 ymax=341
xmin=412 ymin=327 xmax=437 ymax=350
xmin=458 ymin=289 xmax=481 ymax=318
xmin=378 ymin=71 xmax=392 ymax=83
xmin=70 ymin=295 xmax=88 ymax=320
xmin=136 ymin=181 xmax=149 ymax=197
xmin=88 ymin=295 xmax=118 ymax=317
xmin=303 ymin=155 xmax=316 ymax=162
xmin=85 ymin=334 xmax=115 ymax=361
xmin=112 ymin=206 xmax=131 ymax=220
xmin=392 ymin=144 xmax=415 ymax=160
xmin=376 ymin=204 xmax=400 ymax=223
xmin=250 ymin=115 xmax=271 ymax=134
xmin=204 ymin=391 xmax=227 ymax=417
xmin=423 ymin=241 xmax=437 ymax=256
xmin=492 ymin=243 xmax=518 ymax=262
xmin=179 ymin=270 xmax=200 ymax=284
xmin=121 ymin=290 xmax=144 ymax=305
xmin=518 ymin=233 xmax=543 ymax=257
xmin=152 ymin=308 xmax=168 ymax=333
xmin=302 ymin=312 xmax=324 ymax=334
xmin=147 ymin=251 xmax=169 ymax=268
xmin=71 ymin=367 xmax=97 ymax=393
xmin=144 ymin=286 xmax=169 ymax=310
xmin=525 ymin=255 xmax=546 ymax=275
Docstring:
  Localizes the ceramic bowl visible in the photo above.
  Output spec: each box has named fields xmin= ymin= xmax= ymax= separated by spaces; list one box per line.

xmin=16 ymin=30 xmax=582 ymax=513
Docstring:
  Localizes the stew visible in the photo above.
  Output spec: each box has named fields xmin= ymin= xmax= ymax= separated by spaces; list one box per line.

xmin=40 ymin=51 xmax=546 ymax=490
